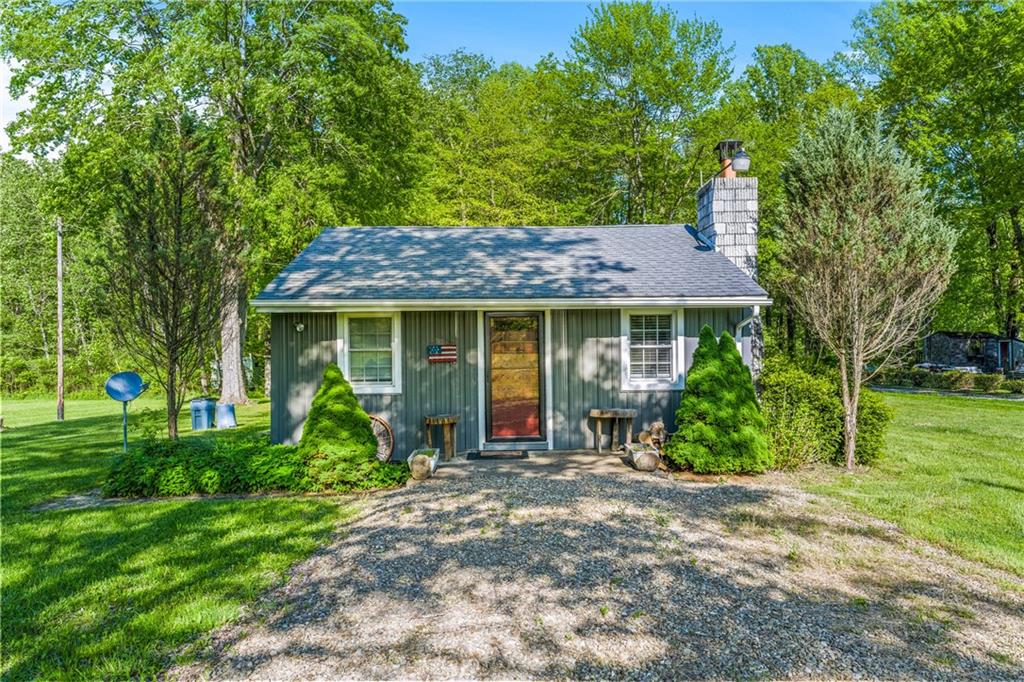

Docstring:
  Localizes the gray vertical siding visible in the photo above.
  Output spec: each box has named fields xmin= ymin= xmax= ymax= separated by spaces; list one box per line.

xmin=271 ymin=306 xmax=745 ymax=452
xmin=684 ymin=307 xmax=750 ymax=369
xmin=358 ymin=310 xmax=480 ymax=459
xmin=550 ymin=307 xmax=747 ymax=450
xmin=270 ymin=312 xmax=338 ymax=444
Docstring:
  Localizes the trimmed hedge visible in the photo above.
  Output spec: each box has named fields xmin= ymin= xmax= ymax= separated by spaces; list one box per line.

xmin=973 ymin=373 xmax=1004 ymax=393
xmin=760 ymin=358 xmax=842 ymax=469
xmin=872 ymin=367 xmax=1012 ymax=393
xmin=1004 ymin=379 xmax=1024 ymax=394
xmin=663 ymin=326 xmax=772 ymax=474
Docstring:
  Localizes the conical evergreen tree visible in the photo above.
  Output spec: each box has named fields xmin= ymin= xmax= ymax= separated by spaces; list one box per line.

xmin=300 ymin=363 xmax=408 ymax=490
xmin=663 ymin=325 xmax=772 ymax=473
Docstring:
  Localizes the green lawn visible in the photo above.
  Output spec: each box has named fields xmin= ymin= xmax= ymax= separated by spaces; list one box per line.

xmin=0 ymin=398 xmax=356 ymax=680
xmin=802 ymin=392 xmax=1024 ymax=577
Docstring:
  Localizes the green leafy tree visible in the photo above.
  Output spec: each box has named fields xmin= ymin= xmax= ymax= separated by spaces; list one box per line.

xmin=778 ymin=108 xmax=956 ymax=469
xmin=299 ymin=363 xmax=408 ymax=491
xmin=416 ymin=54 xmax=562 ymax=225
xmin=2 ymin=0 xmax=425 ymax=404
xmin=0 ymin=155 xmax=123 ymax=397
xmin=548 ymin=1 xmax=732 ymax=224
xmin=103 ymin=111 xmax=226 ymax=439
xmin=849 ymin=0 xmax=1024 ymax=339
xmin=664 ymin=326 xmax=771 ymax=473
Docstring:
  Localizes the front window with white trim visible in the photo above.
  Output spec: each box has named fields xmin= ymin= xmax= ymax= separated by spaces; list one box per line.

xmin=339 ymin=313 xmax=402 ymax=394
xmin=629 ymin=314 xmax=674 ymax=380
xmin=620 ymin=309 xmax=684 ymax=391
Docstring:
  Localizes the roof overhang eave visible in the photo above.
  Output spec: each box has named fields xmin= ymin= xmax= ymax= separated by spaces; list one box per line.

xmin=250 ymin=295 xmax=773 ymax=313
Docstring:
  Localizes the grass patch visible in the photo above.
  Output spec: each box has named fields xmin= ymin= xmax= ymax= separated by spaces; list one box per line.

xmin=801 ymin=392 xmax=1024 ymax=576
xmin=1 ymin=399 xmax=356 ymax=679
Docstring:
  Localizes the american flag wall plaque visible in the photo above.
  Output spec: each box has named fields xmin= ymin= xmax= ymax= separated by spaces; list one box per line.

xmin=427 ymin=344 xmax=457 ymax=363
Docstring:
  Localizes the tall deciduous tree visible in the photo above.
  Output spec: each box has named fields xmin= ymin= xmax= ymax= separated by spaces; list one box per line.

xmin=849 ymin=0 xmax=1024 ymax=338
xmin=779 ymin=108 xmax=956 ymax=469
xmin=2 ymin=0 xmax=425 ymax=405
xmin=104 ymin=114 xmax=225 ymax=438
xmin=417 ymin=53 xmax=561 ymax=225
xmin=550 ymin=1 xmax=732 ymax=224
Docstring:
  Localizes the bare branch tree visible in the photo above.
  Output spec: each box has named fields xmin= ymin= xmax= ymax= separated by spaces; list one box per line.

xmin=104 ymin=112 xmax=226 ymax=438
xmin=779 ymin=108 xmax=956 ymax=469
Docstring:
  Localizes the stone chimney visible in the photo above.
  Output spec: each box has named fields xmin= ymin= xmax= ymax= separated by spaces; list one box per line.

xmin=696 ymin=140 xmax=763 ymax=377
xmin=695 ymin=175 xmax=759 ymax=279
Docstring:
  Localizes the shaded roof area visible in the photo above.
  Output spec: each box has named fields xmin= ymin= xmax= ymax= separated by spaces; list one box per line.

xmin=254 ymin=225 xmax=769 ymax=303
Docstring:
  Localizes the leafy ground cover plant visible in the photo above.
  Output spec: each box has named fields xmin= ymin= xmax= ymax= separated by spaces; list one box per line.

xmin=104 ymin=434 xmax=309 ymax=497
xmin=663 ymin=326 xmax=772 ymax=473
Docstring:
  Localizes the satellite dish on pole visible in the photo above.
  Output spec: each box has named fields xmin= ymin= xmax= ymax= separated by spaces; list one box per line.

xmin=105 ymin=371 xmax=149 ymax=452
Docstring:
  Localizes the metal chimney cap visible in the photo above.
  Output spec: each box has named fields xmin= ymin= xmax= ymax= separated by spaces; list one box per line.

xmin=716 ymin=140 xmax=744 ymax=162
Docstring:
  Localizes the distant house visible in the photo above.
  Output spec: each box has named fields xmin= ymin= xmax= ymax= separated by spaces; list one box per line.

xmin=253 ymin=156 xmax=770 ymax=456
xmin=923 ymin=331 xmax=1024 ymax=375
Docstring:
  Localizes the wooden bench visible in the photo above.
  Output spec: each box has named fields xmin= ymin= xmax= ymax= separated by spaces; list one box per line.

xmin=589 ymin=408 xmax=638 ymax=453
xmin=424 ymin=413 xmax=460 ymax=461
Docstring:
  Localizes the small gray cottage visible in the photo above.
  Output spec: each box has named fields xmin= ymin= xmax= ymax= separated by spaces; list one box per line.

xmin=923 ymin=331 xmax=1023 ymax=374
xmin=253 ymin=175 xmax=770 ymax=456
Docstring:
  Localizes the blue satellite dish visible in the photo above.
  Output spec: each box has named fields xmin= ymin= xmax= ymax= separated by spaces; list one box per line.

xmin=105 ymin=371 xmax=149 ymax=402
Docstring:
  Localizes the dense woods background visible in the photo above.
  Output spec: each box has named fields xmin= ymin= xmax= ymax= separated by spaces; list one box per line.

xmin=2 ymin=0 xmax=1021 ymax=399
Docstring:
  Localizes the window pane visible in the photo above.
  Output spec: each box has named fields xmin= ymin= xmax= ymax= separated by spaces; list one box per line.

xmin=628 ymin=314 xmax=673 ymax=380
xmin=349 ymin=317 xmax=393 ymax=383
xmin=350 ymin=317 xmax=392 ymax=350
xmin=350 ymin=350 xmax=392 ymax=383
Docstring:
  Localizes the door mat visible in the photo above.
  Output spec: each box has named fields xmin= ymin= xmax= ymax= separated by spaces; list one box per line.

xmin=466 ymin=450 xmax=529 ymax=460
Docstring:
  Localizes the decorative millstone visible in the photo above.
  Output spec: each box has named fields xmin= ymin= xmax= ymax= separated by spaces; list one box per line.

xmin=626 ymin=444 xmax=660 ymax=472
xmin=408 ymin=448 xmax=440 ymax=481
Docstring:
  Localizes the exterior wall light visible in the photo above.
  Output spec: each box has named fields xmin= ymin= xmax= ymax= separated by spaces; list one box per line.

xmin=294 ymin=322 xmax=305 ymax=333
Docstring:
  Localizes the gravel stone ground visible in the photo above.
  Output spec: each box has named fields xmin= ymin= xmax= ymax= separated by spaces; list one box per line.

xmin=171 ymin=457 xmax=1024 ymax=680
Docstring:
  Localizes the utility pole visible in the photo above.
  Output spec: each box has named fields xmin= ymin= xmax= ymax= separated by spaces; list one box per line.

xmin=56 ymin=215 xmax=64 ymax=421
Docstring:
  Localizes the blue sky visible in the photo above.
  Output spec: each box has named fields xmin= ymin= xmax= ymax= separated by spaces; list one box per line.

xmin=395 ymin=1 xmax=872 ymax=73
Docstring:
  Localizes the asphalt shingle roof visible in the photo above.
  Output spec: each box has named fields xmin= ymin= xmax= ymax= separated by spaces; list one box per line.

xmin=253 ymin=225 xmax=769 ymax=304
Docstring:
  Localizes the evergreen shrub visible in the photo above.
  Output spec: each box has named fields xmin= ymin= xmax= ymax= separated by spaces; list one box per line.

xmin=299 ymin=363 xmax=409 ymax=491
xmin=663 ymin=326 xmax=772 ymax=474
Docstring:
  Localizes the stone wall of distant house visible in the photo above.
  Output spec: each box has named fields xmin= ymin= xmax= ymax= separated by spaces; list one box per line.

xmin=924 ymin=334 xmax=1002 ymax=372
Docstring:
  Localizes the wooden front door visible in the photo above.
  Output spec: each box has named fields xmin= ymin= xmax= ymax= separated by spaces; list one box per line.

xmin=486 ymin=313 xmax=544 ymax=441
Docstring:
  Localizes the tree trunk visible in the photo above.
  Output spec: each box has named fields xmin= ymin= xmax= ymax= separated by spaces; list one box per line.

xmin=56 ymin=216 xmax=64 ymax=421
xmin=218 ymin=260 xmax=249 ymax=405
xmin=985 ymin=217 xmax=1007 ymax=332
xmin=167 ymin=363 xmax=178 ymax=439
xmin=838 ymin=360 xmax=861 ymax=470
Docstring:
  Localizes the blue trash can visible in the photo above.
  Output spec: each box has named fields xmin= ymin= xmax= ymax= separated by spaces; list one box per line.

xmin=216 ymin=403 xmax=237 ymax=429
xmin=190 ymin=398 xmax=216 ymax=431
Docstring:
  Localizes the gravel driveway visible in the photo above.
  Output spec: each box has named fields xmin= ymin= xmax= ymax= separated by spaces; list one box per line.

xmin=173 ymin=455 xmax=1024 ymax=680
